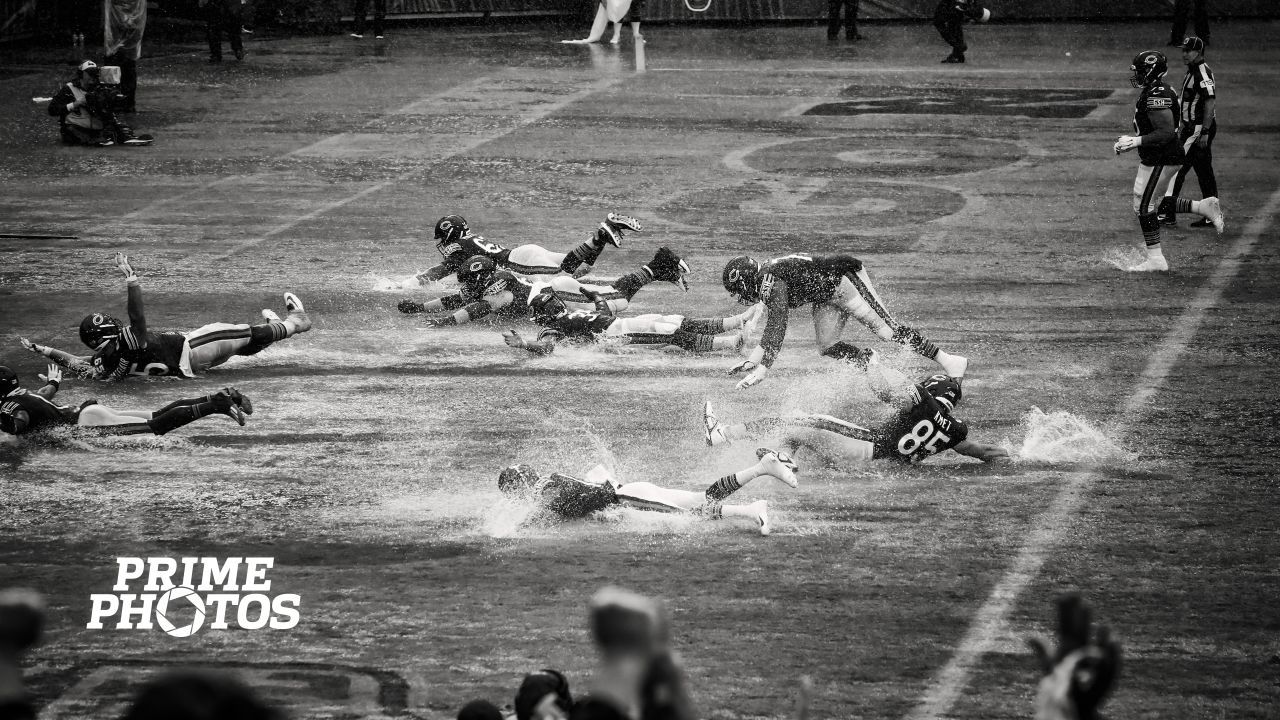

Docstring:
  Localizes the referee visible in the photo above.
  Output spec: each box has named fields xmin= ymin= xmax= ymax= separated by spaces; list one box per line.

xmin=1160 ymin=36 xmax=1219 ymax=229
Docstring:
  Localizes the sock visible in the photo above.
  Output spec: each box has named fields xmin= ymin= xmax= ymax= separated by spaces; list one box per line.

xmin=560 ymin=237 xmax=605 ymax=274
xmin=146 ymin=399 xmax=215 ymax=436
xmin=711 ymin=334 xmax=743 ymax=352
xmin=679 ymin=318 xmax=723 ymax=334
xmin=669 ymin=329 xmax=714 ymax=353
xmin=704 ymin=475 xmax=741 ymax=501
xmin=891 ymin=326 xmax=940 ymax=360
xmin=152 ymin=395 xmax=212 ymax=416
xmin=1186 ymin=198 xmax=1210 ymax=216
xmin=1146 ymin=245 xmax=1165 ymax=261
xmin=1139 ymin=212 xmax=1162 ymax=247
xmin=612 ymin=269 xmax=652 ymax=300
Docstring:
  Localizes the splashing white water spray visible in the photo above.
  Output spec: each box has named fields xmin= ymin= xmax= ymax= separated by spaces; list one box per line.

xmin=1011 ymin=407 xmax=1132 ymax=464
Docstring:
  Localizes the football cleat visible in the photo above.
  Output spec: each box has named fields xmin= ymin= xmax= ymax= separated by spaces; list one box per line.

xmin=704 ymin=400 xmax=729 ymax=447
xmin=1157 ymin=214 xmax=1176 ymax=227
xmin=936 ymin=352 xmax=968 ymax=379
xmin=1189 ymin=217 xmax=1214 ymax=228
xmin=748 ymin=500 xmax=770 ymax=536
xmin=756 ymin=447 xmax=799 ymax=489
xmin=606 ymin=213 xmax=643 ymax=233
xmin=211 ymin=389 xmax=246 ymax=426
xmin=597 ymin=223 xmax=624 ymax=248
xmin=1128 ymin=255 xmax=1169 ymax=272
xmin=283 ymin=292 xmax=312 ymax=332
xmin=261 ymin=308 xmax=281 ymax=322
xmin=222 ymin=387 xmax=254 ymax=415
xmin=1200 ymin=196 xmax=1225 ymax=235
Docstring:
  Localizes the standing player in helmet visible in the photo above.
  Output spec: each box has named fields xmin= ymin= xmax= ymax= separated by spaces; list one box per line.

xmin=1113 ymin=49 xmax=1224 ymax=272
xmin=18 ymin=253 xmax=311 ymax=380
xmin=702 ymin=372 xmax=1008 ymax=465
xmin=720 ymin=253 xmax=967 ymax=390
xmin=398 ymin=247 xmax=690 ymax=326
xmin=1 ymin=363 xmax=253 ymax=438
xmin=502 ymin=287 xmax=759 ymax=356
xmin=409 ymin=212 xmax=644 ymax=286
xmin=497 ymin=447 xmax=799 ymax=536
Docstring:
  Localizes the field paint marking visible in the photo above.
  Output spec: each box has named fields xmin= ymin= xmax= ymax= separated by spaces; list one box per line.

xmin=905 ymin=183 xmax=1280 ymax=720
xmin=1083 ymin=89 xmax=1131 ymax=122
xmin=210 ymin=74 xmax=622 ymax=261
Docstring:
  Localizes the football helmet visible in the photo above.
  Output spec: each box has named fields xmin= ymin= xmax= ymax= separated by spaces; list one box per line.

xmin=922 ymin=374 xmax=963 ymax=413
xmin=457 ymin=255 xmax=496 ymax=294
xmin=0 ymin=366 xmax=19 ymax=396
xmin=1129 ymin=50 xmax=1168 ymax=88
xmin=433 ymin=214 xmax=469 ymax=258
xmin=79 ymin=313 xmax=123 ymax=350
xmin=722 ymin=256 xmax=761 ymax=305
xmin=498 ymin=464 xmax=540 ymax=495
xmin=529 ymin=289 xmax=568 ymax=321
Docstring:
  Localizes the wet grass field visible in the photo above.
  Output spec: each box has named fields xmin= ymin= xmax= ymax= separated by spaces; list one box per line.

xmin=1 ymin=18 xmax=1278 ymax=720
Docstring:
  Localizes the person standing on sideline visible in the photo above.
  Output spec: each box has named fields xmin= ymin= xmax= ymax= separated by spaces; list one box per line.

xmin=350 ymin=0 xmax=387 ymax=39
xmin=1170 ymin=0 xmax=1209 ymax=47
xmin=200 ymin=0 xmax=244 ymax=62
xmin=104 ymin=0 xmax=146 ymax=112
xmin=1160 ymin=36 xmax=1219 ymax=229
xmin=933 ymin=0 xmax=989 ymax=64
xmin=827 ymin=0 xmax=862 ymax=41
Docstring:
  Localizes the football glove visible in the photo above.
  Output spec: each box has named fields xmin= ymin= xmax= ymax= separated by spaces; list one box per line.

xmin=115 ymin=252 xmax=137 ymax=283
xmin=38 ymin=364 xmax=63 ymax=387
xmin=736 ymin=365 xmax=768 ymax=390
xmin=1029 ymin=593 xmax=1121 ymax=720
xmin=729 ymin=345 xmax=766 ymax=375
xmin=1113 ymin=135 xmax=1140 ymax=154
xmin=502 ymin=330 xmax=525 ymax=349
xmin=19 ymin=338 xmax=49 ymax=357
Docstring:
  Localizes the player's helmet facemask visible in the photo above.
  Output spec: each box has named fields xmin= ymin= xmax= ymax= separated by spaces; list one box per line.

xmin=529 ymin=290 xmax=569 ymax=322
xmin=922 ymin=374 xmax=963 ymax=413
xmin=722 ymin=256 xmax=761 ymax=305
xmin=1129 ymin=50 xmax=1168 ymax=88
xmin=433 ymin=214 xmax=470 ymax=259
xmin=78 ymin=313 xmax=123 ymax=351
xmin=498 ymin=464 xmax=540 ymax=495
xmin=0 ymin=366 xmax=20 ymax=397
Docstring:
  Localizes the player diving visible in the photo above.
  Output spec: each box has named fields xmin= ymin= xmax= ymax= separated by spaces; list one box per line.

xmin=720 ymin=253 xmax=968 ymax=390
xmin=402 ymin=212 xmax=645 ymax=287
xmin=702 ymin=371 xmax=1008 ymax=465
xmin=18 ymin=253 xmax=311 ymax=381
xmin=398 ymin=247 xmax=690 ymax=326
xmin=502 ymin=286 xmax=760 ymax=355
xmin=1 ymin=363 xmax=253 ymax=438
xmin=497 ymin=448 xmax=800 ymax=536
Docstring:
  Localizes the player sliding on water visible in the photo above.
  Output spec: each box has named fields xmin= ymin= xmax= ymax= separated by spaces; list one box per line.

xmin=398 ymin=247 xmax=690 ymax=326
xmin=497 ymin=448 xmax=799 ymax=536
xmin=720 ymin=253 xmax=968 ymax=390
xmin=702 ymin=372 xmax=1008 ymax=465
xmin=1 ymin=364 xmax=253 ymax=438
xmin=502 ymin=286 xmax=759 ymax=356
xmin=18 ymin=253 xmax=311 ymax=381
xmin=404 ymin=212 xmax=644 ymax=287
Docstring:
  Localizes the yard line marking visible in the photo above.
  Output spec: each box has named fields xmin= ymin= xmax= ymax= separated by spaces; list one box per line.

xmin=905 ymin=184 xmax=1280 ymax=720
xmin=210 ymin=74 xmax=622 ymax=261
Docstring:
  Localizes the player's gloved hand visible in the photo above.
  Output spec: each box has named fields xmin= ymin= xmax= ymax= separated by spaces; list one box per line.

xmin=19 ymin=337 xmax=49 ymax=356
xmin=398 ymin=299 xmax=426 ymax=314
xmin=115 ymin=251 xmax=137 ymax=283
xmin=1029 ymin=593 xmax=1121 ymax=720
xmin=728 ymin=359 xmax=756 ymax=375
xmin=38 ymin=364 xmax=63 ymax=387
xmin=502 ymin=330 xmax=525 ymax=349
xmin=736 ymin=365 xmax=768 ymax=390
xmin=1196 ymin=133 xmax=1210 ymax=151
xmin=1113 ymin=135 xmax=1140 ymax=154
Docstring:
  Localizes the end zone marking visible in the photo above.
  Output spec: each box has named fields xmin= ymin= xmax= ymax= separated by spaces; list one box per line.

xmin=905 ymin=184 xmax=1280 ymax=720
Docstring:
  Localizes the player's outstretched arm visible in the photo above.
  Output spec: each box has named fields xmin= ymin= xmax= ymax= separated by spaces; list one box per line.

xmin=34 ymin=364 xmax=63 ymax=400
xmin=20 ymin=338 xmax=93 ymax=378
xmin=414 ymin=264 xmax=454 ymax=285
xmin=953 ymin=438 xmax=1010 ymax=463
xmin=115 ymin=252 xmax=148 ymax=342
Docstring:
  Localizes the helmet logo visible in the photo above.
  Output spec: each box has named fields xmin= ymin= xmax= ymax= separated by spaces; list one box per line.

xmin=469 ymin=260 xmax=484 ymax=273
xmin=93 ymin=313 xmax=105 ymax=326
xmin=727 ymin=268 xmax=743 ymax=284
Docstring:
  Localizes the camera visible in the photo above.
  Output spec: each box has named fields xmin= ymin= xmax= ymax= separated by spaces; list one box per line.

xmin=86 ymin=66 xmax=127 ymax=112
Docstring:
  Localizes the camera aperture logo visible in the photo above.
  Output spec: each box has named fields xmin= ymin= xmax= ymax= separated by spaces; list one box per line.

xmin=88 ymin=557 xmax=301 ymax=637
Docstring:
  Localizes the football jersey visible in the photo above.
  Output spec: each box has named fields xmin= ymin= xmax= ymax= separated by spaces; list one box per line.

xmin=92 ymin=330 xmax=188 ymax=380
xmin=1180 ymin=60 xmax=1216 ymax=127
xmin=479 ymin=271 xmax=540 ymax=310
xmin=0 ymin=390 xmax=76 ymax=435
xmin=535 ymin=310 xmax=616 ymax=343
xmin=537 ymin=473 xmax=619 ymax=518
xmin=874 ymin=397 xmax=969 ymax=463
xmin=759 ymin=254 xmax=865 ymax=307
xmin=1134 ymin=83 xmax=1184 ymax=166
xmin=437 ymin=233 xmax=510 ymax=272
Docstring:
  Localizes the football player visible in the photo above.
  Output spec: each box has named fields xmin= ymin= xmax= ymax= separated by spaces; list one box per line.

xmin=19 ymin=253 xmax=311 ymax=380
xmin=1114 ymin=49 xmax=1224 ymax=272
xmin=497 ymin=447 xmax=800 ymax=536
xmin=502 ymin=287 xmax=758 ymax=356
xmin=397 ymin=247 xmax=690 ymax=326
xmin=410 ymin=212 xmax=642 ymax=286
xmin=702 ymin=373 xmax=1008 ymax=465
xmin=720 ymin=253 xmax=967 ymax=390
xmin=1 ymin=363 xmax=252 ymax=437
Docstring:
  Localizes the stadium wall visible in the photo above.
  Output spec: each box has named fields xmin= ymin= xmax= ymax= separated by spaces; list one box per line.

xmin=631 ymin=0 xmax=1278 ymax=22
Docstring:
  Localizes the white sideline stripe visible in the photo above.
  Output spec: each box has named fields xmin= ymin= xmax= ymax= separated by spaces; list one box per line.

xmin=210 ymin=75 xmax=621 ymax=261
xmin=905 ymin=184 xmax=1280 ymax=720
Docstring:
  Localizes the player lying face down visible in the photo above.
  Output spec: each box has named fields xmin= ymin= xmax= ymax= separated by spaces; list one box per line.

xmin=496 ymin=448 xmax=799 ymax=536
xmin=409 ymin=212 xmax=644 ymax=286
xmin=18 ymin=253 xmax=311 ymax=381
xmin=703 ymin=371 xmax=1008 ymax=465
xmin=397 ymin=247 xmax=690 ymax=326
xmin=501 ymin=288 xmax=759 ymax=356
xmin=0 ymin=364 xmax=252 ymax=438
xmin=720 ymin=253 xmax=968 ymax=390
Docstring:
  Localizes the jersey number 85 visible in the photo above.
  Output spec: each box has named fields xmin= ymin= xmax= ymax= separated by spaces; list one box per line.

xmin=897 ymin=419 xmax=951 ymax=457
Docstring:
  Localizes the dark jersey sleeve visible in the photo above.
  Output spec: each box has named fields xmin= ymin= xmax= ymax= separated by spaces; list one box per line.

xmin=757 ymin=276 xmax=790 ymax=368
xmin=538 ymin=473 xmax=619 ymax=518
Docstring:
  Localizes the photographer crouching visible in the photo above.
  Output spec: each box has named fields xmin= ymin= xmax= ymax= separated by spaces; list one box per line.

xmin=47 ymin=61 xmax=153 ymax=147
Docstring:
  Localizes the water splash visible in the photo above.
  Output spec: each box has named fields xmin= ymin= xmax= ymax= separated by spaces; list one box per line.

xmin=1010 ymin=406 xmax=1132 ymax=464
xmin=1103 ymin=246 xmax=1147 ymax=272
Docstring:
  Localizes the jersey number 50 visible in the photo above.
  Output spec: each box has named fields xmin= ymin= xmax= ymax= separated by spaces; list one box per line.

xmin=897 ymin=419 xmax=950 ymax=457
